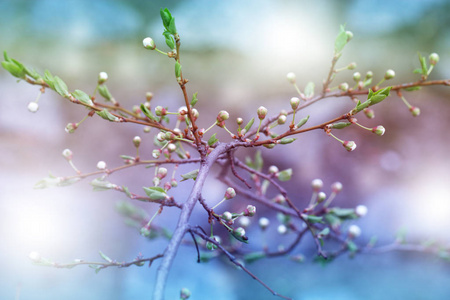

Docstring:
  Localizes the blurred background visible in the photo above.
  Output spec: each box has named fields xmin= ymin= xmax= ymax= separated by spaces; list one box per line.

xmin=1 ymin=0 xmax=449 ymax=299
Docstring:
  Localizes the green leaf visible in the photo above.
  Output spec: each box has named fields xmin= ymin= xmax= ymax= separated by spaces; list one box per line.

xmin=163 ymin=31 xmax=175 ymax=49
xmin=190 ymin=92 xmax=198 ymax=106
xmin=331 ymin=122 xmax=351 ymax=129
xmin=404 ymin=86 xmax=421 ymax=92
xmin=122 ymin=186 xmax=132 ymax=198
xmin=277 ymin=168 xmax=292 ymax=181
xmin=160 ymin=8 xmax=172 ymax=29
xmin=295 ymin=115 xmax=310 ymax=128
xmin=72 ymin=89 xmax=93 ymax=106
xmin=90 ymin=178 xmax=116 ymax=191
xmin=279 ymin=137 xmax=296 ymax=144
xmin=98 ymin=85 xmax=112 ymax=101
xmin=243 ymin=117 xmax=255 ymax=133
xmin=369 ymin=86 xmax=391 ymax=105
xmin=418 ymin=52 xmax=427 ymax=75
xmin=175 ymin=61 xmax=182 ymax=78
xmin=334 ymin=25 xmax=348 ymax=54
xmin=3 ymin=51 xmax=11 ymax=62
xmin=362 ymin=78 xmax=372 ymax=88
xmin=89 ymin=265 xmax=102 ymax=274
xmin=304 ymin=215 xmax=324 ymax=224
xmin=43 ymin=70 xmax=55 ymax=89
xmin=330 ymin=208 xmax=357 ymax=219
xmin=143 ymin=186 xmax=168 ymax=200
xmin=98 ymin=250 xmax=112 ymax=263
xmin=347 ymin=240 xmax=358 ymax=252
xmin=1 ymin=61 xmax=25 ymax=78
xmin=24 ymin=65 xmax=41 ymax=80
xmin=244 ymin=252 xmax=266 ymax=263
xmin=53 ymin=76 xmax=69 ymax=97
xmin=304 ymin=82 xmax=315 ymax=98
xmin=140 ymin=104 xmax=159 ymax=122
xmin=324 ymin=213 xmax=341 ymax=229
xmin=34 ymin=175 xmax=81 ymax=189
xmin=96 ymin=109 xmax=120 ymax=122
xmin=318 ymin=227 xmax=330 ymax=236
xmin=413 ymin=68 xmax=423 ymax=74
xmin=230 ymin=231 xmax=249 ymax=244
xmin=208 ymin=133 xmax=219 ymax=146
xmin=254 ymin=150 xmax=263 ymax=171
xmin=168 ymin=17 xmax=177 ymax=35
xmin=180 ymin=169 xmax=199 ymax=181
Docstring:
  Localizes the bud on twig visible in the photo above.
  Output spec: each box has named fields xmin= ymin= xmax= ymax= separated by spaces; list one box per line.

xmin=257 ymin=106 xmax=268 ymax=120
xmin=27 ymin=102 xmax=39 ymax=113
xmin=286 ymin=72 xmax=296 ymax=84
xmin=384 ymin=69 xmax=395 ymax=80
xmin=143 ymin=37 xmax=156 ymax=50
xmin=98 ymin=72 xmax=108 ymax=84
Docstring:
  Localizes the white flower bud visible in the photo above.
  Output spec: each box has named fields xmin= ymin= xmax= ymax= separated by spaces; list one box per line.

xmin=317 ymin=192 xmax=326 ymax=203
xmin=286 ymin=72 xmax=296 ymax=84
xmin=259 ymin=217 xmax=270 ymax=230
xmin=98 ymin=72 xmax=108 ymax=84
xmin=355 ymin=205 xmax=368 ymax=217
xmin=222 ymin=211 xmax=233 ymax=221
xmin=238 ymin=216 xmax=251 ymax=227
xmin=343 ymin=140 xmax=357 ymax=152
xmin=233 ymin=227 xmax=246 ymax=237
xmin=96 ymin=161 xmax=107 ymax=170
xmin=348 ymin=224 xmax=361 ymax=238
xmin=133 ymin=136 xmax=141 ymax=147
xmin=277 ymin=224 xmax=288 ymax=235
xmin=62 ymin=148 xmax=73 ymax=160
xmin=224 ymin=187 xmax=236 ymax=200
xmin=331 ymin=182 xmax=343 ymax=193
xmin=257 ymin=106 xmax=268 ymax=120
xmin=429 ymin=53 xmax=439 ymax=65
xmin=27 ymin=102 xmax=39 ymax=113
xmin=143 ymin=37 xmax=156 ymax=50
xmin=384 ymin=69 xmax=395 ymax=80
xmin=372 ymin=125 xmax=385 ymax=136
xmin=311 ymin=179 xmax=323 ymax=191
xmin=290 ymin=97 xmax=300 ymax=110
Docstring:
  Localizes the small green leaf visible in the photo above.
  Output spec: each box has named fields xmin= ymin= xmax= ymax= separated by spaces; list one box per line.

xmin=122 ymin=186 xmax=132 ymax=198
xmin=334 ymin=25 xmax=348 ymax=54
xmin=90 ymin=178 xmax=116 ymax=191
xmin=168 ymin=17 xmax=177 ymax=35
xmin=190 ymin=92 xmax=198 ymax=106
xmin=175 ymin=61 xmax=182 ymax=78
xmin=331 ymin=122 xmax=351 ymax=129
xmin=318 ymin=227 xmax=330 ymax=236
xmin=369 ymin=86 xmax=391 ymax=105
xmin=43 ymin=70 xmax=55 ymax=89
xmin=404 ymin=86 xmax=421 ymax=92
xmin=304 ymin=82 xmax=315 ymax=98
xmin=304 ymin=215 xmax=324 ymax=223
xmin=418 ymin=52 xmax=427 ymax=75
xmin=53 ymin=76 xmax=69 ymax=97
xmin=243 ymin=117 xmax=255 ymax=133
xmin=330 ymin=208 xmax=357 ymax=219
xmin=279 ymin=137 xmax=296 ymax=144
xmin=140 ymin=104 xmax=159 ymax=122
xmin=208 ymin=133 xmax=219 ymax=146
xmin=347 ymin=240 xmax=358 ymax=252
xmin=244 ymin=252 xmax=266 ymax=263
xmin=96 ymin=109 xmax=120 ymax=122
xmin=72 ymin=89 xmax=93 ymax=106
xmin=160 ymin=8 xmax=172 ymax=29
xmin=295 ymin=115 xmax=310 ymax=128
xmin=163 ymin=31 xmax=175 ymax=49
xmin=98 ymin=250 xmax=112 ymax=263
xmin=1 ymin=61 xmax=25 ymax=78
xmin=254 ymin=150 xmax=263 ymax=171
xmin=89 ymin=265 xmax=102 ymax=274
xmin=180 ymin=169 xmax=199 ymax=181
xmin=24 ymin=65 xmax=41 ymax=80
xmin=277 ymin=168 xmax=292 ymax=181
xmin=98 ymin=85 xmax=112 ymax=101
xmin=143 ymin=186 xmax=168 ymax=200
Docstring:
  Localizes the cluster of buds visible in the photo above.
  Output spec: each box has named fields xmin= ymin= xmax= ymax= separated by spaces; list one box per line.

xmin=216 ymin=110 xmax=229 ymax=127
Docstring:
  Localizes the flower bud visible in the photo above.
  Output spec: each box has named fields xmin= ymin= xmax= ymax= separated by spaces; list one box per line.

xmin=277 ymin=114 xmax=287 ymax=125
xmin=180 ymin=288 xmax=191 ymax=299
xmin=317 ymin=192 xmax=326 ymax=203
xmin=365 ymin=71 xmax=373 ymax=79
xmin=364 ymin=108 xmax=375 ymax=119
xmin=355 ymin=205 xmax=368 ymax=217
xmin=170 ymin=178 xmax=178 ymax=187
xmin=146 ymin=92 xmax=153 ymax=101
xmin=347 ymin=62 xmax=357 ymax=70
xmin=140 ymin=226 xmax=151 ymax=237
xmin=384 ymin=69 xmax=395 ymax=80
xmin=155 ymin=106 xmax=166 ymax=116
xmin=338 ymin=82 xmax=349 ymax=92
xmin=348 ymin=224 xmax=361 ymax=238
xmin=346 ymin=31 xmax=354 ymax=41
xmin=217 ymin=110 xmax=229 ymax=123
xmin=429 ymin=53 xmax=439 ymax=65
xmin=244 ymin=205 xmax=256 ymax=217
xmin=191 ymin=108 xmax=199 ymax=121
xmin=257 ymin=106 xmax=268 ymax=120
xmin=273 ymin=194 xmax=286 ymax=204
xmin=236 ymin=117 xmax=243 ymax=125
xmin=259 ymin=217 xmax=270 ymax=230
xmin=152 ymin=149 xmax=161 ymax=159
xmin=65 ymin=122 xmax=78 ymax=133
xmin=222 ymin=211 xmax=233 ymax=221
xmin=343 ymin=140 xmax=357 ymax=152
xmin=331 ymin=182 xmax=343 ymax=193
xmin=157 ymin=167 xmax=168 ymax=179
xmin=268 ymin=165 xmax=279 ymax=174
xmin=96 ymin=161 xmax=107 ymax=170
xmin=263 ymin=143 xmax=276 ymax=149
xmin=353 ymin=72 xmax=361 ymax=82
xmin=143 ymin=37 xmax=156 ymax=50
xmin=311 ymin=179 xmax=323 ymax=191
xmin=98 ymin=72 xmax=108 ymax=84
xmin=277 ymin=224 xmax=288 ymax=235
xmin=133 ymin=136 xmax=141 ymax=148
xmin=27 ymin=102 xmax=39 ymax=113
xmin=156 ymin=132 xmax=166 ymax=142
xmin=286 ymin=72 xmax=296 ymax=84
xmin=167 ymin=143 xmax=177 ymax=153
xmin=372 ymin=125 xmax=385 ymax=136
xmin=224 ymin=187 xmax=236 ymax=200
xmin=290 ymin=97 xmax=300 ymax=110
xmin=239 ymin=216 xmax=251 ymax=227
xmin=409 ymin=106 xmax=420 ymax=117
xmin=62 ymin=148 xmax=73 ymax=160
xmin=233 ymin=227 xmax=246 ymax=238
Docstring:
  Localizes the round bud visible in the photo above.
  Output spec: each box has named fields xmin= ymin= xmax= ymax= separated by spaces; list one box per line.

xmin=372 ymin=125 xmax=385 ymax=136
xmin=348 ymin=224 xmax=361 ymax=238
xmin=146 ymin=92 xmax=153 ymax=101
xmin=238 ymin=216 xmax=251 ymax=227
xmin=317 ymin=192 xmax=327 ymax=203
xmin=347 ymin=62 xmax=357 ymax=70
xmin=345 ymin=31 xmax=354 ymax=41
xmin=191 ymin=108 xmax=199 ymax=121
xmin=338 ymin=82 xmax=349 ymax=92
xmin=27 ymin=102 xmax=39 ymax=113
xmin=167 ymin=143 xmax=177 ymax=153
xmin=217 ymin=110 xmax=230 ymax=123
xmin=277 ymin=115 xmax=287 ymax=125
xmin=143 ymin=126 xmax=151 ymax=133
xmin=62 ymin=148 xmax=73 ymax=160
xmin=273 ymin=194 xmax=286 ymax=204
xmin=156 ymin=132 xmax=166 ymax=142
xmin=157 ymin=167 xmax=168 ymax=179
xmin=331 ymin=182 xmax=343 ymax=193
xmin=142 ymin=37 xmax=156 ymax=50
xmin=233 ymin=227 xmax=246 ymax=238
xmin=65 ymin=122 xmax=77 ymax=133
xmin=222 ymin=211 xmax=233 ymax=221
xmin=277 ymin=224 xmax=288 ymax=235
xmin=355 ymin=205 xmax=368 ymax=217
xmin=268 ymin=165 xmax=279 ymax=174
xmin=365 ymin=71 xmax=373 ymax=79
xmin=152 ymin=149 xmax=161 ymax=159
xmin=429 ymin=53 xmax=439 ymax=65
xmin=353 ymin=72 xmax=361 ymax=82
xmin=140 ymin=226 xmax=151 ymax=237
xmin=257 ymin=106 xmax=268 ymax=120
xmin=259 ymin=217 xmax=270 ymax=230
xmin=244 ymin=205 xmax=256 ymax=217
xmin=224 ymin=187 xmax=236 ymax=200
xmin=311 ymin=179 xmax=323 ymax=191
xmin=236 ymin=117 xmax=243 ymax=125
xmin=133 ymin=136 xmax=141 ymax=148
xmin=384 ymin=69 xmax=395 ymax=80
xmin=98 ymin=72 xmax=108 ymax=84
xmin=290 ymin=97 xmax=300 ymax=110
xmin=286 ymin=72 xmax=296 ymax=84
xmin=170 ymin=178 xmax=178 ymax=187
xmin=364 ymin=108 xmax=375 ymax=119
xmin=155 ymin=106 xmax=166 ymax=116
xmin=343 ymin=140 xmax=357 ymax=152
xmin=409 ymin=106 xmax=420 ymax=117
xmin=180 ymin=288 xmax=191 ymax=300
xmin=96 ymin=161 xmax=107 ymax=170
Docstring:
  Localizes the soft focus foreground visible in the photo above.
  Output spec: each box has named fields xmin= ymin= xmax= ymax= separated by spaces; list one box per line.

xmin=1 ymin=1 xmax=450 ymax=299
